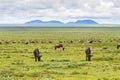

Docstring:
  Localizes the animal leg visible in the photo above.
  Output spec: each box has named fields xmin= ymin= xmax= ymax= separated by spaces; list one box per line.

xmin=88 ymin=56 xmax=91 ymax=61
xmin=86 ymin=57 xmax=88 ymax=61
xmin=38 ymin=56 xmax=40 ymax=61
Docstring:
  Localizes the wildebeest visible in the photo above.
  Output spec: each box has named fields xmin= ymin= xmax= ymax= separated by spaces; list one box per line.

xmin=5 ymin=41 xmax=9 ymax=44
xmin=31 ymin=41 xmax=36 ymax=44
xmin=41 ymin=41 xmax=46 ymax=43
xmin=29 ymin=40 xmax=35 ymax=44
xmin=67 ymin=40 xmax=73 ymax=44
xmin=117 ymin=44 xmax=120 ymax=49
xmin=109 ymin=39 xmax=113 ymax=42
xmin=88 ymin=40 xmax=93 ymax=43
xmin=25 ymin=42 xmax=29 ymax=44
xmin=48 ymin=41 xmax=52 ymax=43
xmin=97 ymin=40 xmax=102 ymax=43
xmin=55 ymin=43 xmax=64 ymax=51
xmin=33 ymin=48 xmax=42 ymax=61
xmin=102 ymin=46 xmax=108 ymax=49
xmin=0 ymin=42 xmax=2 ymax=44
xmin=12 ymin=41 xmax=16 ymax=44
xmin=85 ymin=47 xmax=92 ymax=61
xmin=79 ymin=40 xmax=84 ymax=43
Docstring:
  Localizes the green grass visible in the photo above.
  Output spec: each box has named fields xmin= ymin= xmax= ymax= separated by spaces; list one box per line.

xmin=0 ymin=27 xmax=120 ymax=80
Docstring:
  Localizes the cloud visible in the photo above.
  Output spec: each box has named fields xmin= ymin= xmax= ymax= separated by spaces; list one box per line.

xmin=0 ymin=0 xmax=120 ymax=24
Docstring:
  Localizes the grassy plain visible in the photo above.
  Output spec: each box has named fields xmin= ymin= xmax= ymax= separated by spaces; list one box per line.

xmin=0 ymin=27 xmax=120 ymax=80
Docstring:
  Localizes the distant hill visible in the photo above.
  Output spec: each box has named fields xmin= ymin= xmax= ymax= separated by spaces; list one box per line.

xmin=25 ymin=20 xmax=98 ymax=24
xmin=25 ymin=20 xmax=63 ymax=24
xmin=67 ymin=20 xmax=98 ymax=24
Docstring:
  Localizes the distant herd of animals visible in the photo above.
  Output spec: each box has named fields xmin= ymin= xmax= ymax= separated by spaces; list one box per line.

xmin=0 ymin=39 xmax=120 ymax=44
xmin=33 ymin=43 xmax=120 ymax=62
xmin=0 ymin=39 xmax=120 ymax=62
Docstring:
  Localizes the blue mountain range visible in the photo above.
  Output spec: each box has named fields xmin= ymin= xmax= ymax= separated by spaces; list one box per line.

xmin=25 ymin=20 xmax=98 ymax=24
xmin=25 ymin=20 xmax=63 ymax=24
xmin=67 ymin=20 xmax=98 ymax=24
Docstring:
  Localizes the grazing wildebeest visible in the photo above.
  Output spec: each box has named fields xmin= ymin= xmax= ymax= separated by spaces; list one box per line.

xmin=109 ymin=39 xmax=113 ymax=42
xmin=25 ymin=42 xmax=29 ymax=44
xmin=41 ymin=41 xmax=46 ymax=43
xmin=0 ymin=42 xmax=2 ymax=44
xmin=55 ymin=44 xmax=64 ymax=51
xmin=31 ymin=41 xmax=36 ymax=44
xmin=33 ymin=48 xmax=42 ymax=61
xmin=85 ymin=47 xmax=92 ymax=61
xmin=79 ymin=40 xmax=84 ymax=43
xmin=48 ymin=41 xmax=52 ymax=43
xmin=12 ymin=41 xmax=16 ymax=44
xmin=117 ymin=44 xmax=120 ymax=49
xmin=97 ymin=40 xmax=102 ymax=43
xmin=59 ymin=41 xmax=62 ymax=43
xmin=102 ymin=46 xmax=108 ymax=49
xmin=29 ymin=40 xmax=35 ymax=44
xmin=88 ymin=40 xmax=93 ymax=43
xmin=5 ymin=41 xmax=9 ymax=44
xmin=67 ymin=40 xmax=73 ymax=44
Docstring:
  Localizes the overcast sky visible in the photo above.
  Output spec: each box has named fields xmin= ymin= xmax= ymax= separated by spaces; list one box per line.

xmin=0 ymin=0 xmax=120 ymax=24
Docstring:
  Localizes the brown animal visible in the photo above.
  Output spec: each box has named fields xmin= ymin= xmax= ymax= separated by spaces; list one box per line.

xmin=25 ymin=42 xmax=29 ymax=44
xmin=67 ymin=40 xmax=73 ymax=44
xmin=29 ymin=40 xmax=36 ymax=44
xmin=12 ymin=41 xmax=16 ymax=44
xmin=117 ymin=44 xmax=120 ymax=49
xmin=59 ymin=41 xmax=62 ymax=43
xmin=88 ymin=40 xmax=93 ymax=43
xmin=85 ymin=47 xmax=92 ymax=61
xmin=5 ymin=41 xmax=9 ymax=44
xmin=79 ymin=40 xmax=84 ymax=43
xmin=33 ymin=48 xmax=42 ymax=61
xmin=41 ymin=41 xmax=46 ymax=43
xmin=55 ymin=44 xmax=64 ymax=51
xmin=0 ymin=42 xmax=2 ymax=44
xmin=48 ymin=41 xmax=52 ymax=43
xmin=97 ymin=40 xmax=102 ymax=43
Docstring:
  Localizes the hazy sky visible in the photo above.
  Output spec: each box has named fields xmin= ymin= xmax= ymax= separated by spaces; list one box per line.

xmin=0 ymin=0 xmax=120 ymax=24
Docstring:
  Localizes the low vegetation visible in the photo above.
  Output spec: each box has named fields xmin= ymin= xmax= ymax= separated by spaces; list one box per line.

xmin=0 ymin=27 xmax=120 ymax=80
